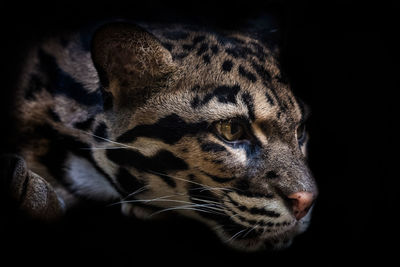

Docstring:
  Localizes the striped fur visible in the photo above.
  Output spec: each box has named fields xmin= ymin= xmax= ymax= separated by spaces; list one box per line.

xmin=3 ymin=20 xmax=318 ymax=251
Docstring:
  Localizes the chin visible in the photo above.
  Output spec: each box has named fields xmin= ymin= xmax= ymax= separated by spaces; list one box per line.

xmin=227 ymin=230 xmax=296 ymax=252
xmin=215 ymin=212 xmax=313 ymax=252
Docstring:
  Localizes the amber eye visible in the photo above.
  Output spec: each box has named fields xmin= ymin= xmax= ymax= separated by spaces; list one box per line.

xmin=296 ymin=123 xmax=306 ymax=143
xmin=215 ymin=120 xmax=245 ymax=142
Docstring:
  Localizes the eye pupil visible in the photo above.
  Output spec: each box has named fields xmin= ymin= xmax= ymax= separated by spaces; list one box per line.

xmin=215 ymin=120 xmax=244 ymax=142
xmin=230 ymin=123 xmax=239 ymax=135
xmin=222 ymin=123 xmax=231 ymax=132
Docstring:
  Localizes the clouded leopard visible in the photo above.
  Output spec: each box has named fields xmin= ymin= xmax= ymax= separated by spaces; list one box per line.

xmin=1 ymin=19 xmax=318 ymax=251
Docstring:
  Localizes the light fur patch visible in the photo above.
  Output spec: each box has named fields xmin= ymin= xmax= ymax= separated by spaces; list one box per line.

xmin=65 ymin=153 xmax=120 ymax=200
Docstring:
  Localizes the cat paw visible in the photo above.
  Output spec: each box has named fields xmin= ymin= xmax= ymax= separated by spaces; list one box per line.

xmin=0 ymin=154 xmax=66 ymax=221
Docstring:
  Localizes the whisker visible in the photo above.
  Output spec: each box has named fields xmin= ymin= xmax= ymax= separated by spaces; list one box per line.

xmin=228 ymin=212 xmax=241 ymax=221
xmin=123 ymin=185 xmax=149 ymax=200
xmin=243 ymin=224 xmax=259 ymax=238
xmin=107 ymin=186 xmax=150 ymax=207
xmin=81 ymin=130 xmax=140 ymax=151
xmin=147 ymin=170 xmax=233 ymax=193
xmin=189 ymin=193 xmax=225 ymax=204
xmin=112 ymin=190 xmax=225 ymax=211
xmin=189 ymin=186 xmax=233 ymax=193
xmin=149 ymin=204 xmax=226 ymax=217
xmin=120 ymin=198 xmax=226 ymax=213
xmin=226 ymin=228 xmax=248 ymax=243
xmin=116 ymin=195 xmax=178 ymax=205
xmin=190 ymin=197 xmax=223 ymax=206
xmin=147 ymin=170 xmax=212 ymax=189
xmin=82 ymin=146 xmax=128 ymax=150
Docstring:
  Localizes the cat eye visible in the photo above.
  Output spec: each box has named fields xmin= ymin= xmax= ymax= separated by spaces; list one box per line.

xmin=215 ymin=120 xmax=245 ymax=142
xmin=296 ymin=123 xmax=306 ymax=143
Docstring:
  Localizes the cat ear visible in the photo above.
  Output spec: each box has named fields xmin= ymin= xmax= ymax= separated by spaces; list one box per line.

xmin=241 ymin=14 xmax=282 ymax=51
xmin=91 ymin=22 xmax=177 ymax=110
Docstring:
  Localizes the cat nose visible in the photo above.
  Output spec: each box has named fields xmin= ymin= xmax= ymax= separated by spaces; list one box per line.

xmin=288 ymin=191 xmax=315 ymax=220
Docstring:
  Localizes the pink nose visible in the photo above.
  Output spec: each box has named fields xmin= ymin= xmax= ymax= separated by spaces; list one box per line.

xmin=288 ymin=191 xmax=315 ymax=220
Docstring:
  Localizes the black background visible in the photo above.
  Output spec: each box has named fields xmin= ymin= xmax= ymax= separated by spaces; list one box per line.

xmin=0 ymin=0 xmax=397 ymax=265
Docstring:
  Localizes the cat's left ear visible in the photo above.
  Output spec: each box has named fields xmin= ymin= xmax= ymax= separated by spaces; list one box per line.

xmin=241 ymin=13 xmax=282 ymax=52
xmin=91 ymin=22 xmax=177 ymax=110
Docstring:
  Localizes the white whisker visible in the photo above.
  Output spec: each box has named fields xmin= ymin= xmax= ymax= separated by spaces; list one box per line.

xmin=107 ymin=186 xmax=150 ymax=207
xmin=123 ymin=185 xmax=149 ymax=200
xmin=190 ymin=186 xmax=233 ymax=193
xmin=119 ymin=197 xmax=225 ymax=213
xmin=83 ymin=146 xmax=128 ymax=150
xmin=116 ymin=195 xmax=178 ymax=205
xmin=226 ymin=228 xmax=248 ymax=243
xmin=190 ymin=197 xmax=223 ymax=206
xmin=82 ymin=130 xmax=140 ymax=151
xmin=150 ymin=204 xmax=226 ymax=217
xmin=147 ymin=170 xmax=233 ymax=193
xmin=188 ymin=192 xmax=222 ymax=203
xmin=229 ymin=213 xmax=241 ymax=220
xmin=243 ymin=224 xmax=259 ymax=238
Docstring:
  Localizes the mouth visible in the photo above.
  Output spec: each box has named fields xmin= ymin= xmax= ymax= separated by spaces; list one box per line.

xmin=216 ymin=219 xmax=301 ymax=251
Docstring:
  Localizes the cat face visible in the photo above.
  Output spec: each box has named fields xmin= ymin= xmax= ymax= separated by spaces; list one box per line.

xmin=92 ymin=22 xmax=318 ymax=251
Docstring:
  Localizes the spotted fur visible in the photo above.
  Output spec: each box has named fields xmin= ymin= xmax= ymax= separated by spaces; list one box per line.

xmin=2 ymin=20 xmax=318 ymax=251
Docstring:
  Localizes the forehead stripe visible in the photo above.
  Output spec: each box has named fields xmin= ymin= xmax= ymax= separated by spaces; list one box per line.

xmin=250 ymin=60 xmax=291 ymax=115
xmin=241 ymin=92 xmax=255 ymax=121
xmin=265 ymin=91 xmax=275 ymax=106
xmin=238 ymin=65 xmax=257 ymax=83
xmin=188 ymin=84 xmax=242 ymax=110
